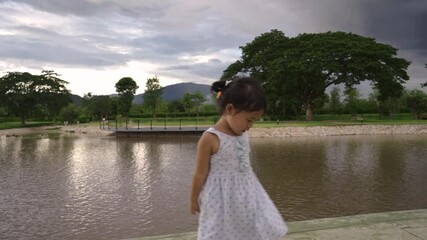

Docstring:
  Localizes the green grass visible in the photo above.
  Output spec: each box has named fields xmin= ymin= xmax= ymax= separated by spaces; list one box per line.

xmin=111 ymin=118 xmax=426 ymax=129
xmin=254 ymin=119 xmax=427 ymax=128
xmin=0 ymin=121 xmax=55 ymax=130
xmin=1 ymin=114 xmax=426 ymax=131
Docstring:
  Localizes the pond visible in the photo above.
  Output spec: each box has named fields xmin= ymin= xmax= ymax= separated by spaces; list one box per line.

xmin=1 ymin=133 xmax=426 ymax=239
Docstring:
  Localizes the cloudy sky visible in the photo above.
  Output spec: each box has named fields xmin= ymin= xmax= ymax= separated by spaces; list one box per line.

xmin=0 ymin=0 xmax=426 ymax=96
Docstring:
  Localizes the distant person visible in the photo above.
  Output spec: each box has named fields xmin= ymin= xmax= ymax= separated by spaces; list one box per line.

xmin=190 ymin=77 xmax=287 ymax=239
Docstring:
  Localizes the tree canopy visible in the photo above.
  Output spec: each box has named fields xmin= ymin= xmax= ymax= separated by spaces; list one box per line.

xmin=422 ymin=63 xmax=427 ymax=88
xmin=405 ymin=89 xmax=427 ymax=119
xmin=143 ymin=76 xmax=163 ymax=119
xmin=115 ymin=77 xmax=138 ymax=119
xmin=0 ymin=70 xmax=70 ymax=124
xmin=222 ymin=30 xmax=411 ymax=120
xmin=82 ymin=93 xmax=112 ymax=120
xmin=182 ymin=91 xmax=205 ymax=116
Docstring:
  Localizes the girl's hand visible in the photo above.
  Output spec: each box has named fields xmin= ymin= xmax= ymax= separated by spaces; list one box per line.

xmin=190 ymin=201 xmax=200 ymax=214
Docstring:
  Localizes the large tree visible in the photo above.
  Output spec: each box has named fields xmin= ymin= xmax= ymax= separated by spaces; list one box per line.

xmin=222 ymin=29 xmax=290 ymax=118
xmin=0 ymin=71 xmax=70 ymax=124
xmin=82 ymin=93 xmax=112 ymax=120
xmin=143 ymin=76 xmax=163 ymax=119
xmin=405 ymin=89 xmax=427 ymax=119
xmin=223 ymin=30 xmax=410 ymax=120
xmin=182 ymin=92 xmax=206 ymax=117
xmin=60 ymin=103 xmax=80 ymax=124
xmin=329 ymin=87 xmax=342 ymax=115
xmin=167 ymin=100 xmax=185 ymax=113
xmin=115 ymin=77 xmax=138 ymax=120
xmin=39 ymin=70 xmax=71 ymax=120
xmin=343 ymin=87 xmax=360 ymax=117
xmin=422 ymin=63 xmax=427 ymax=88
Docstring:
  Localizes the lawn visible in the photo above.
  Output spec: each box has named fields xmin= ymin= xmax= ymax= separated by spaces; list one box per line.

xmin=0 ymin=121 xmax=55 ymax=130
xmin=254 ymin=119 xmax=427 ymax=128
xmin=1 ymin=113 xmax=426 ymax=131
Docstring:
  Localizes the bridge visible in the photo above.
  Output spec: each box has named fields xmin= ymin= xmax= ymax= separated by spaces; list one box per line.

xmin=107 ymin=126 xmax=209 ymax=138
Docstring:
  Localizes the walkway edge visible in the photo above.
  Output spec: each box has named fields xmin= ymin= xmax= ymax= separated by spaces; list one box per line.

xmin=287 ymin=209 xmax=427 ymax=233
xmin=125 ymin=209 xmax=427 ymax=239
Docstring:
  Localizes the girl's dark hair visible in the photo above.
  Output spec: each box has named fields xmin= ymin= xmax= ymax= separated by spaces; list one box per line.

xmin=211 ymin=77 xmax=266 ymax=113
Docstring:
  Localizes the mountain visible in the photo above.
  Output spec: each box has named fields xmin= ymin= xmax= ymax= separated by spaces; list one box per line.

xmin=69 ymin=82 xmax=211 ymax=106
xmin=70 ymin=94 xmax=83 ymax=106
xmin=133 ymin=82 xmax=211 ymax=104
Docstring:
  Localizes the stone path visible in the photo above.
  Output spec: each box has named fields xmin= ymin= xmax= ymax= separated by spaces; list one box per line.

xmin=125 ymin=209 xmax=427 ymax=240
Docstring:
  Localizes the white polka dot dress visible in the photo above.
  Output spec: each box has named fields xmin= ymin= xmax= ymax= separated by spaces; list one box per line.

xmin=198 ymin=128 xmax=288 ymax=240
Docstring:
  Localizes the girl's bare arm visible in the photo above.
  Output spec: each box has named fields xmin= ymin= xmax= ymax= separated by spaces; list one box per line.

xmin=190 ymin=133 xmax=217 ymax=214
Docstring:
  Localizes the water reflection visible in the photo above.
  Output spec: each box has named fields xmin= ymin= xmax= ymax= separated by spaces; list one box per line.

xmin=0 ymin=134 xmax=426 ymax=239
xmin=251 ymin=135 xmax=427 ymax=221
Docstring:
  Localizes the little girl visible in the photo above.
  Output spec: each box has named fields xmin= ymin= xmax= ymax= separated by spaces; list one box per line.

xmin=190 ymin=77 xmax=288 ymax=240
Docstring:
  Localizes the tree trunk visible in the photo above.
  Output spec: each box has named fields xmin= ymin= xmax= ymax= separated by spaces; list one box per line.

xmin=152 ymin=103 xmax=157 ymax=120
xmin=21 ymin=116 xmax=26 ymax=125
xmin=305 ymin=106 xmax=314 ymax=121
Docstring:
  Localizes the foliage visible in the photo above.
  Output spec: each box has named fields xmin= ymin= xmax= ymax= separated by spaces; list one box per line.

xmin=129 ymin=103 xmax=145 ymax=116
xmin=200 ymin=104 xmax=217 ymax=113
xmin=115 ymin=77 xmax=138 ymax=119
xmin=343 ymin=87 xmax=360 ymax=117
xmin=0 ymin=70 xmax=70 ymax=124
xmin=355 ymin=99 xmax=379 ymax=114
xmin=110 ymin=97 xmax=119 ymax=117
xmin=167 ymin=100 xmax=185 ymax=113
xmin=0 ymin=107 xmax=6 ymax=117
xmin=182 ymin=91 xmax=206 ymax=116
xmin=329 ymin=87 xmax=343 ymax=114
xmin=222 ymin=30 xmax=411 ymax=121
xmin=422 ymin=63 xmax=426 ymax=88
xmin=82 ymin=93 xmax=112 ymax=120
xmin=32 ymin=104 xmax=50 ymax=120
xmin=222 ymin=29 xmax=289 ymax=117
xmin=60 ymin=103 xmax=80 ymax=123
xmin=314 ymin=93 xmax=329 ymax=114
xmin=143 ymin=76 xmax=163 ymax=119
xmin=39 ymin=70 xmax=71 ymax=119
xmin=405 ymin=89 xmax=427 ymax=119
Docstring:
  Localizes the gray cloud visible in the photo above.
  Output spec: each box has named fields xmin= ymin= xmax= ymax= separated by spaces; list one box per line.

xmin=274 ymin=0 xmax=427 ymax=52
xmin=0 ymin=25 xmax=129 ymax=67
xmin=296 ymin=0 xmax=427 ymax=91
xmin=0 ymin=0 xmax=425 ymax=94
xmin=1 ymin=0 xmax=114 ymax=16
xmin=159 ymin=58 xmax=228 ymax=82
xmin=359 ymin=0 xmax=427 ymax=50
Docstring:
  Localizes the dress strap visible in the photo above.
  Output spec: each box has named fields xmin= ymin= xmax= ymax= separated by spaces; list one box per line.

xmin=205 ymin=127 xmax=224 ymax=137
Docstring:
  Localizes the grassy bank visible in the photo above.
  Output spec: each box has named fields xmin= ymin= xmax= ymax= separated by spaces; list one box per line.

xmin=1 ymin=113 xmax=426 ymax=131
xmin=0 ymin=121 xmax=56 ymax=130
xmin=256 ymin=119 xmax=427 ymax=128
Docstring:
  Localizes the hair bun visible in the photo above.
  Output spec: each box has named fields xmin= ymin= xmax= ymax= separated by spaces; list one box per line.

xmin=211 ymin=80 xmax=226 ymax=93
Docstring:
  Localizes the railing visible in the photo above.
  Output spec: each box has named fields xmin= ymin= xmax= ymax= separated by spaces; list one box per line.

xmin=99 ymin=117 xmax=217 ymax=131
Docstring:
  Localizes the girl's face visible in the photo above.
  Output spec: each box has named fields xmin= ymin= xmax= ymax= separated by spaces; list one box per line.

xmin=225 ymin=104 xmax=263 ymax=135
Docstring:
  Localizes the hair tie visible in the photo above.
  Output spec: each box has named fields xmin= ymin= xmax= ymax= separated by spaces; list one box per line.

xmin=216 ymin=91 xmax=222 ymax=99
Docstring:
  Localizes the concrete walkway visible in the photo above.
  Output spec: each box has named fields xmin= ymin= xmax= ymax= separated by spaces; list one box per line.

xmin=126 ymin=209 xmax=427 ymax=240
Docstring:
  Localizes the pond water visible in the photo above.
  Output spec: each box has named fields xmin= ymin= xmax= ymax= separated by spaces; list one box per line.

xmin=1 ymin=133 xmax=426 ymax=239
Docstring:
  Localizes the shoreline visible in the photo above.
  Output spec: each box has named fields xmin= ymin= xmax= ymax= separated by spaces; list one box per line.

xmin=248 ymin=124 xmax=427 ymax=138
xmin=0 ymin=124 xmax=114 ymax=137
xmin=124 ymin=209 xmax=427 ymax=240
xmin=1 ymin=123 xmax=427 ymax=138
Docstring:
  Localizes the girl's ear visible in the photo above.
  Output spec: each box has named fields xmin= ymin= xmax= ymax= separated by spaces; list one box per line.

xmin=225 ymin=103 xmax=235 ymax=114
